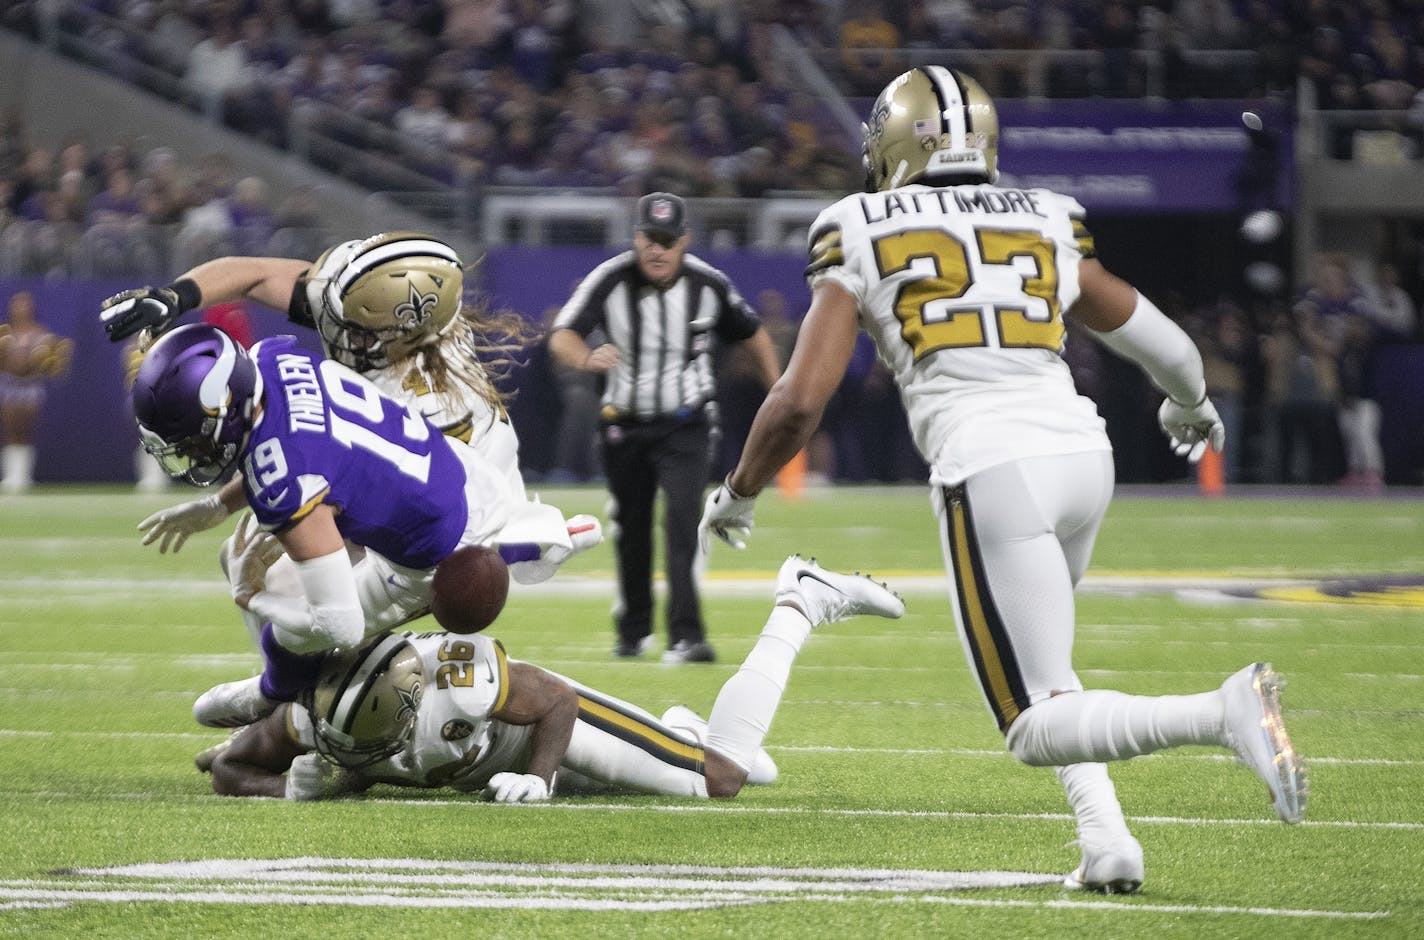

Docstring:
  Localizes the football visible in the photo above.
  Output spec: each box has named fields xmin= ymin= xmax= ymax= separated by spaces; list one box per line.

xmin=430 ymin=545 xmax=510 ymax=634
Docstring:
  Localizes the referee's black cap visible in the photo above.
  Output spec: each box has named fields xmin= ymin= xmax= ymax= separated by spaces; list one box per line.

xmin=636 ymin=192 xmax=687 ymax=242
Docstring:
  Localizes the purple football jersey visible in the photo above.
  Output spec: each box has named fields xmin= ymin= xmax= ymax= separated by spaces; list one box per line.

xmin=241 ymin=336 xmax=470 ymax=569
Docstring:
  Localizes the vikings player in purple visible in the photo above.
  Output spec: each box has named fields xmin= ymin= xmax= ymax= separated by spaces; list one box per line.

xmin=132 ymin=323 xmax=544 ymax=726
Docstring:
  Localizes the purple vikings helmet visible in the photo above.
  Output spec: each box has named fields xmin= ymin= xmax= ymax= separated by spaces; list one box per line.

xmin=131 ymin=324 xmax=261 ymax=486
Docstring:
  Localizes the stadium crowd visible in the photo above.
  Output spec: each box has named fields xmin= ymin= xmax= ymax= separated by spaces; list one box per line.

xmin=3 ymin=0 xmax=1423 ymax=200
xmin=1 ymin=1 xmax=1422 ymax=487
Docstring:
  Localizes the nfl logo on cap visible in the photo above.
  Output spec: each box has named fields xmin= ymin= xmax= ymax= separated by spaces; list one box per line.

xmin=637 ymin=192 xmax=686 ymax=238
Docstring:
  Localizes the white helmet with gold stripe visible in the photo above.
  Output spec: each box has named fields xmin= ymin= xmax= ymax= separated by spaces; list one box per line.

xmin=305 ymin=232 xmax=464 ymax=372
xmin=863 ymin=66 xmax=999 ymax=192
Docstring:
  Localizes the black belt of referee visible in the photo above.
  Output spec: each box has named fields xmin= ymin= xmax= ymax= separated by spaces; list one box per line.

xmin=600 ymin=404 xmax=707 ymax=427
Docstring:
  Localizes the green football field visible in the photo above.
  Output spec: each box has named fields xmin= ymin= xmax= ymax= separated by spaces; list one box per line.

xmin=2 ymin=484 xmax=1421 ymax=938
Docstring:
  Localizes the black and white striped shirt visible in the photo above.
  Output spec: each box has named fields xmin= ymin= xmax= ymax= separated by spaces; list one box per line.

xmin=553 ymin=251 xmax=762 ymax=422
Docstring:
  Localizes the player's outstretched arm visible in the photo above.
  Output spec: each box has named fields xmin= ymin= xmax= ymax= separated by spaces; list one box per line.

xmin=1073 ymin=260 xmax=1224 ymax=464
xmin=101 ymin=257 xmax=312 ymax=341
xmin=486 ymin=662 xmax=579 ymax=802
xmin=701 ymin=280 xmax=858 ymax=554
xmin=137 ymin=478 xmax=248 ymax=553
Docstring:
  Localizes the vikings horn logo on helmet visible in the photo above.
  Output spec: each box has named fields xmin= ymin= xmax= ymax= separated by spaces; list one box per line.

xmin=131 ymin=323 xmax=261 ymax=486
xmin=862 ymin=66 xmax=999 ymax=193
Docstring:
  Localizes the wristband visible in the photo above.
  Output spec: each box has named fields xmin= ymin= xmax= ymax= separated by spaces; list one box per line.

xmin=167 ymin=277 xmax=203 ymax=313
xmin=724 ymin=474 xmax=757 ymax=500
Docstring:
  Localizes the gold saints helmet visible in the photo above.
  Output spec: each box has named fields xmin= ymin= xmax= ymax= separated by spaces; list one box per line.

xmin=306 ymin=232 xmax=464 ymax=372
xmin=307 ymin=633 xmax=423 ymax=770
xmin=862 ymin=66 xmax=999 ymax=193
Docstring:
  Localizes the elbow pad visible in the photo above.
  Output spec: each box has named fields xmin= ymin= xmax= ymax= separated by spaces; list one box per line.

xmin=1092 ymin=293 xmax=1206 ymax=406
xmin=251 ymin=548 xmax=363 ymax=654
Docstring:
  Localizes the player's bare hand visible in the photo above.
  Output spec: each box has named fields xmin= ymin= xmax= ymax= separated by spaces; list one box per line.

xmin=582 ymin=344 xmax=621 ymax=373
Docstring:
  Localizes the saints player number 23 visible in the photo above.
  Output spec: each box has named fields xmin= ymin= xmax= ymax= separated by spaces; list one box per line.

xmin=873 ymin=227 xmax=1064 ymax=360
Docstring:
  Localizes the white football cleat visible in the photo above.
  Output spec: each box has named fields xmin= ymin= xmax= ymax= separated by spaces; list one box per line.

xmin=661 ymin=704 xmax=778 ymax=785
xmin=192 ymin=675 xmax=276 ymax=729
xmin=1063 ymin=834 xmax=1144 ymax=894
xmin=774 ymin=555 xmax=905 ymax=627
xmin=1220 ymin=662 xmax=1307 ymax=824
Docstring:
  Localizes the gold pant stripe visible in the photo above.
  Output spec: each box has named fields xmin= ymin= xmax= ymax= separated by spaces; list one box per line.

xmin=575 ymin=692 xmax=705 ymax=773
xmin=491 ymin=641 xmax=510 ymax=715
xmin=945 ymin=485 xmax=1029 ymax=732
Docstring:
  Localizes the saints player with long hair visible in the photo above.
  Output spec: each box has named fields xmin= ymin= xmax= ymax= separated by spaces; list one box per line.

xmin=699 ymin=67 xmax=1305 ymax=893
xmin=102 ymin=232 xmax=600 ymax=582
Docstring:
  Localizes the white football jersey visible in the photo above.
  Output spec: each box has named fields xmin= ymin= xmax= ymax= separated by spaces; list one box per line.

xmin=806 ymin=183 xmax=1110 ymax=483
xmin=291 ymin=633 xmax=710 ymax=797
xmin=293 ymin=632 xmax=532 ymax=791
xmin=367 ymin=359 xmax=526 ymax=501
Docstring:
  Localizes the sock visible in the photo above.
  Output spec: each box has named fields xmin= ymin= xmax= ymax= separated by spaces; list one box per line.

xmin=2 ymin=445 xmax=33 ymax=490
xmin=1057 ymin=763 xmax=1133 ymax=844
xmin=1006 ymin=689 xmax=1224 ymax=766
xmin=257 ymin=622 xmax=325 ymax=702
xmin=704 ymin=605 xmax=811 ymax=772
xmin=498 ymin=543 xmax=542 ymax=564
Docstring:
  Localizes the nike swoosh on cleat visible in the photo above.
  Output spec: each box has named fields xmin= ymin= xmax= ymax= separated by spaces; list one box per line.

xmin=796 ymin=570 xmax=841 ymax=591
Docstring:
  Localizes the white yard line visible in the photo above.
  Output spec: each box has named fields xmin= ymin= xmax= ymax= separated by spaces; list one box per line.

xmin=0 ymin=857 xmax=1387 ymax=919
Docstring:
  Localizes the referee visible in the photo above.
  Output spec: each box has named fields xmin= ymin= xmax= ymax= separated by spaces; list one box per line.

xmin=549 ymin=193 xmax=781 ymax=662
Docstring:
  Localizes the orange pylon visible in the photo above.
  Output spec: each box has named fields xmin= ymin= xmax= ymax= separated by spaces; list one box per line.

xmin=777 ymin=448 xmax=808 ymax=500
xmin=1198 ymin=445 xmax=1225 ymax=497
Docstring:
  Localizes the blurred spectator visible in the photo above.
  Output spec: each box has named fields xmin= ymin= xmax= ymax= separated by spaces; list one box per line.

xmin=1336 ymin=314 xmax=1385 ymax=489
xmin=185 ymin=15 xmax=248 ymax=118
xmin=839 ymin=2 xmax=900 ymax=96
xmin=1367 ymin=260 xmax=1419 ymax=343
xmin=0 ymin=290 xmax=71 ymax=493
xmin=87 ymin=166 xmax=143 ymax=226
xmin=1295 ymin=253 xmax=1376 ymax=344
xmin=1193 ymin=298 xmax=1255 ymax=484
xmin=395 ymin=84 xmax=455 ymax=159
xmin=226 ymin=176 xmax=278 ymax=255
xmin=1260 ymin=305 xmax=1342 ymax=484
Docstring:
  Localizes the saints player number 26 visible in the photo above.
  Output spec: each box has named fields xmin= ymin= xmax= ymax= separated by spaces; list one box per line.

xmin=873 ymin=227 xmax=1064 ymax=359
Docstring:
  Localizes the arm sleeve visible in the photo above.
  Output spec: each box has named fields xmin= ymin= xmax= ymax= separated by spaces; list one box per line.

xmin=1088 ymin=292 xmax=1206 ymax=407
xmin=247 ymin=547 xmax=363 ymax=654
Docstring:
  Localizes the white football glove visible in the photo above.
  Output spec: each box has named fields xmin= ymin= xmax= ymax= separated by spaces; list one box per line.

xmin=285 ymin=753 xmax=356 ymax=801
xmin=223 ymin=512 xmax=284 ymax=603
xmin=484 ymin=772 xmax=551 ymax=803
xmin=698 ymin=478 xmax=757 ymax=553
xmin=1158 ymin=395 xmax=1226 ymax=464
xmin=136 ymin=493 xmax=230 ymax=553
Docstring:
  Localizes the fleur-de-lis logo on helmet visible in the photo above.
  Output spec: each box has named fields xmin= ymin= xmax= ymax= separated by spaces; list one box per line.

xmin=393 ymin=282 xmax=439 ymax=328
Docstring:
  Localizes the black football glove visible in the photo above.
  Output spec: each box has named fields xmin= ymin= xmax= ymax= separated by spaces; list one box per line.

xmin=101 ymin=286 xmax=185 ymax=341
